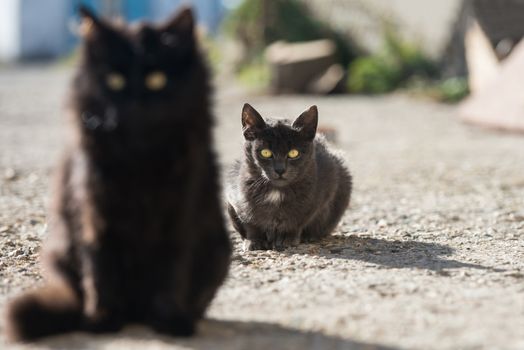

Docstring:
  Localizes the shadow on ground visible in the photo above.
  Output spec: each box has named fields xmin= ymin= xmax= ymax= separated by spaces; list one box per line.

xmin=30 ymin=319 xmax=396 ymax=350
xmin=289 ymin=235 xmax=503 ymax=272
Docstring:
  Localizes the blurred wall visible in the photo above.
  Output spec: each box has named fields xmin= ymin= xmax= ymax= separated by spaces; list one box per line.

xmin=304 ymin=0 xmax=462 ymax=57
xmin=0 ymin=0 xmax=20 ymax=61
xmin=0 ymin=0 xmax=224 ymax=62
xmin=19 ymin=0 xmax=71 ymax=59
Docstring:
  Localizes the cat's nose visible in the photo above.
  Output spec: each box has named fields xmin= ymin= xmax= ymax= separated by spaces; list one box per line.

xmin=274 ymin=167 xmax=286 ymax=176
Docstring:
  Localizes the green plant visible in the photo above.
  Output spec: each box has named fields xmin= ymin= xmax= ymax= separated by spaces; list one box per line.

xmin=57 ymin=48 xmax=80 ymax=67
xmin=404 ymin=76 xmax=470 ymax=103
xmin=348 ymin=28 xmax=437 ymax=94
xmin=347 ymin=56 xmax=401 ymax=93
xmin=199 ymin=34 xmax=223 ymax=75
xmin=433 ymin=77 xmax=470 ymax=103
xmin=237 ymin=60 xmax=270 ymax=89
xmin=224 ymin=0 xmax=359 ymax=67
xmin=382 ymin=30 xmax=437 ymax=79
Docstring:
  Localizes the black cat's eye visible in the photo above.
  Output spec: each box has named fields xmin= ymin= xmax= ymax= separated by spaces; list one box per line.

xmin=106 ymin=72 xmax=126 ymax=91
xmin=145 ymin=71 xmax=167 ymax=90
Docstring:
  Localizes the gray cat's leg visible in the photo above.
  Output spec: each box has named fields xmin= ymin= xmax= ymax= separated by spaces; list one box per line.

xmin=243 ymin=225 xmax=271 ymax=250
xmin=301 ymin=204 xmax=334 ymax=242
xmin=272 ymin=231 xmax=301 ymax=250
xmin=226 ymin=203 xmax=247 ymax=239
xmin=245 ymin=238 xmax=271 ymax=251
xmin=302 ymin=180 xmax=351 ymax=242
xmin=251 ymin=228 xmax=302 ymax=250
xmin=302 ymin=208 xmax=345 ymax=242
xmin=227 ymin=204 xmax=270 ymax=250
xmin=301 ymin=218 xmax=329 ymax=242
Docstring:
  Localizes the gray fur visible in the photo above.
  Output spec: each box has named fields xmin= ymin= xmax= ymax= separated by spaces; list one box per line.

xmin=226 ymin=104 xmax=352 ymax=250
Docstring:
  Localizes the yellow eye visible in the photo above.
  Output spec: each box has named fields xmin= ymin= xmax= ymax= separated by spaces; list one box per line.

xmin=260 ymin=149 xmax=273 ymax=158
xmin=145 ymin=71 xmax=167 ymax=90
xmin=288 ymin=149 xmax=300 ymax=158
xmin=106 ymin=72 xmax=126 ymax=91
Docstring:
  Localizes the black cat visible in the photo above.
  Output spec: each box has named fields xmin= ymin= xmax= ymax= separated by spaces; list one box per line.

xmin=226 ymin=103 xmax=352 ymax=251
xmin=6 ymin=6 xmax=230 ymax=341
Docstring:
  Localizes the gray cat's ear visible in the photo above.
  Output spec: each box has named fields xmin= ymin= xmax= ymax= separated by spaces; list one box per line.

xmin=242 ymin=103 xmax=266 ymax=140
xmin=163 ymin=6 xmax=194 ymax=36
xmin=293 ymin=106 xmax=318 ymax=140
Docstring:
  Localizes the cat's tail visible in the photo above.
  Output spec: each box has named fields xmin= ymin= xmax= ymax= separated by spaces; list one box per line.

xmin=5 ymin=283 xmax=83 ymax=342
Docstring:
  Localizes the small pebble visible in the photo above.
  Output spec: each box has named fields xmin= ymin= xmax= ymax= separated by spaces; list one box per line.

xmin=4 ymin=168 xmax=17 ymax=181
xmin=377 ymin=219 xmax=388 ymax=228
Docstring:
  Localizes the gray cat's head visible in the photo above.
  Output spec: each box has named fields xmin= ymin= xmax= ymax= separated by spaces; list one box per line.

xmin=241 ymin=103 xmax=318 ymax=187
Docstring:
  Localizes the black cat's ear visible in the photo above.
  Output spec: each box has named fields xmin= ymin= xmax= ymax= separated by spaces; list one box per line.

xmin=163 ymin=6 xmax=195 ymax=37
xmin=293 ymin=106 xmax=318 ymax=141
xmin=242 ymin=103 xmax=266 ymax=141
xmin=78 ymin=5 xmax=103 ymax=38
xmin=79 ymin=4 xmax=97 ymax=20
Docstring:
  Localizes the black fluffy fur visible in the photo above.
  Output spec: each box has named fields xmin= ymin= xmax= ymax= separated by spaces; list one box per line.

xmin=6 ymin=6 xmax=230 ymax=342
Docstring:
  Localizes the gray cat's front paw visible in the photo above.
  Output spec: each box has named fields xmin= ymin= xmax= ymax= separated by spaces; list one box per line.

xmin=244 ymin=239 xmax=271 ymax=251
xmin=272 ymin=234 xmax=300 ymax=251
xmin=300 ymin=234 xmax=322 ymax=243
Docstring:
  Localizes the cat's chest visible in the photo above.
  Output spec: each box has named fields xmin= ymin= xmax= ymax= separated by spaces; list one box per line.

xmin=244 ymin=187 xmax=311 ymax=230
xmin=249 ymin=188 xmax=304 ymax=215
xmin=232 ymin=179 xmax=311 ymax=219
xmin=263 ymin=189 xmax=286 ymax=205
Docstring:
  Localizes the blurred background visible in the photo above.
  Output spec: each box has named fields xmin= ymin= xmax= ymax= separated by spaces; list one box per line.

xmin=3 ymin=0 xmax=524 ymax=124
xmin=1 ymin=0 xmax=523 ymax=111
xmin=1 ymin=1 xmax=524 ymax=349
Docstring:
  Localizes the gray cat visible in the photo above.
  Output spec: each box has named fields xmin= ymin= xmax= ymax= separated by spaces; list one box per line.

xmin=226 ymin=103 xmax=352 ymax=250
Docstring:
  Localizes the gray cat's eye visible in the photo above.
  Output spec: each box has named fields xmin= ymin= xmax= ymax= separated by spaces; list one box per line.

xmin=288 ymin=149 xmax=300 ymax=158
xmin=260 ymin=149 xmax=273 ymax=158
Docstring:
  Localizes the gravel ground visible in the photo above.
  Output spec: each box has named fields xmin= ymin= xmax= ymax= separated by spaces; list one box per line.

xmin=0 ymin=65 xmax=523 ymax=350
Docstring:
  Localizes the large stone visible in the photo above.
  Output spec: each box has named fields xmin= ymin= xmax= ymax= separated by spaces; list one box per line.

xmin=265 ymin=40 xmax=338 ymax=94
xmin=459 ymin=39 xmax=524 ymax=132
xmin=464 ymin=20 xmax=500 ymax=93
xmin=306 ymin=64 xmax=346 ymax=94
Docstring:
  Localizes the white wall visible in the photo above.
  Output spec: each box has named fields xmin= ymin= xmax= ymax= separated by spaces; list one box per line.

xmin=19 ymin=0 xmax=70 ymax=59
xmin=0 ymin=0 xmax=21 ymax=62
xmin=304 ymin=0 xmax=462 ymax=57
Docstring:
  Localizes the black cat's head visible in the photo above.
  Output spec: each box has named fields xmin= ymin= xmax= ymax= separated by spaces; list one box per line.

xmin=74 ymin=5 xmax=207 ymax=132
xmin=241 ymin=103 xmax=318 ymax=187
